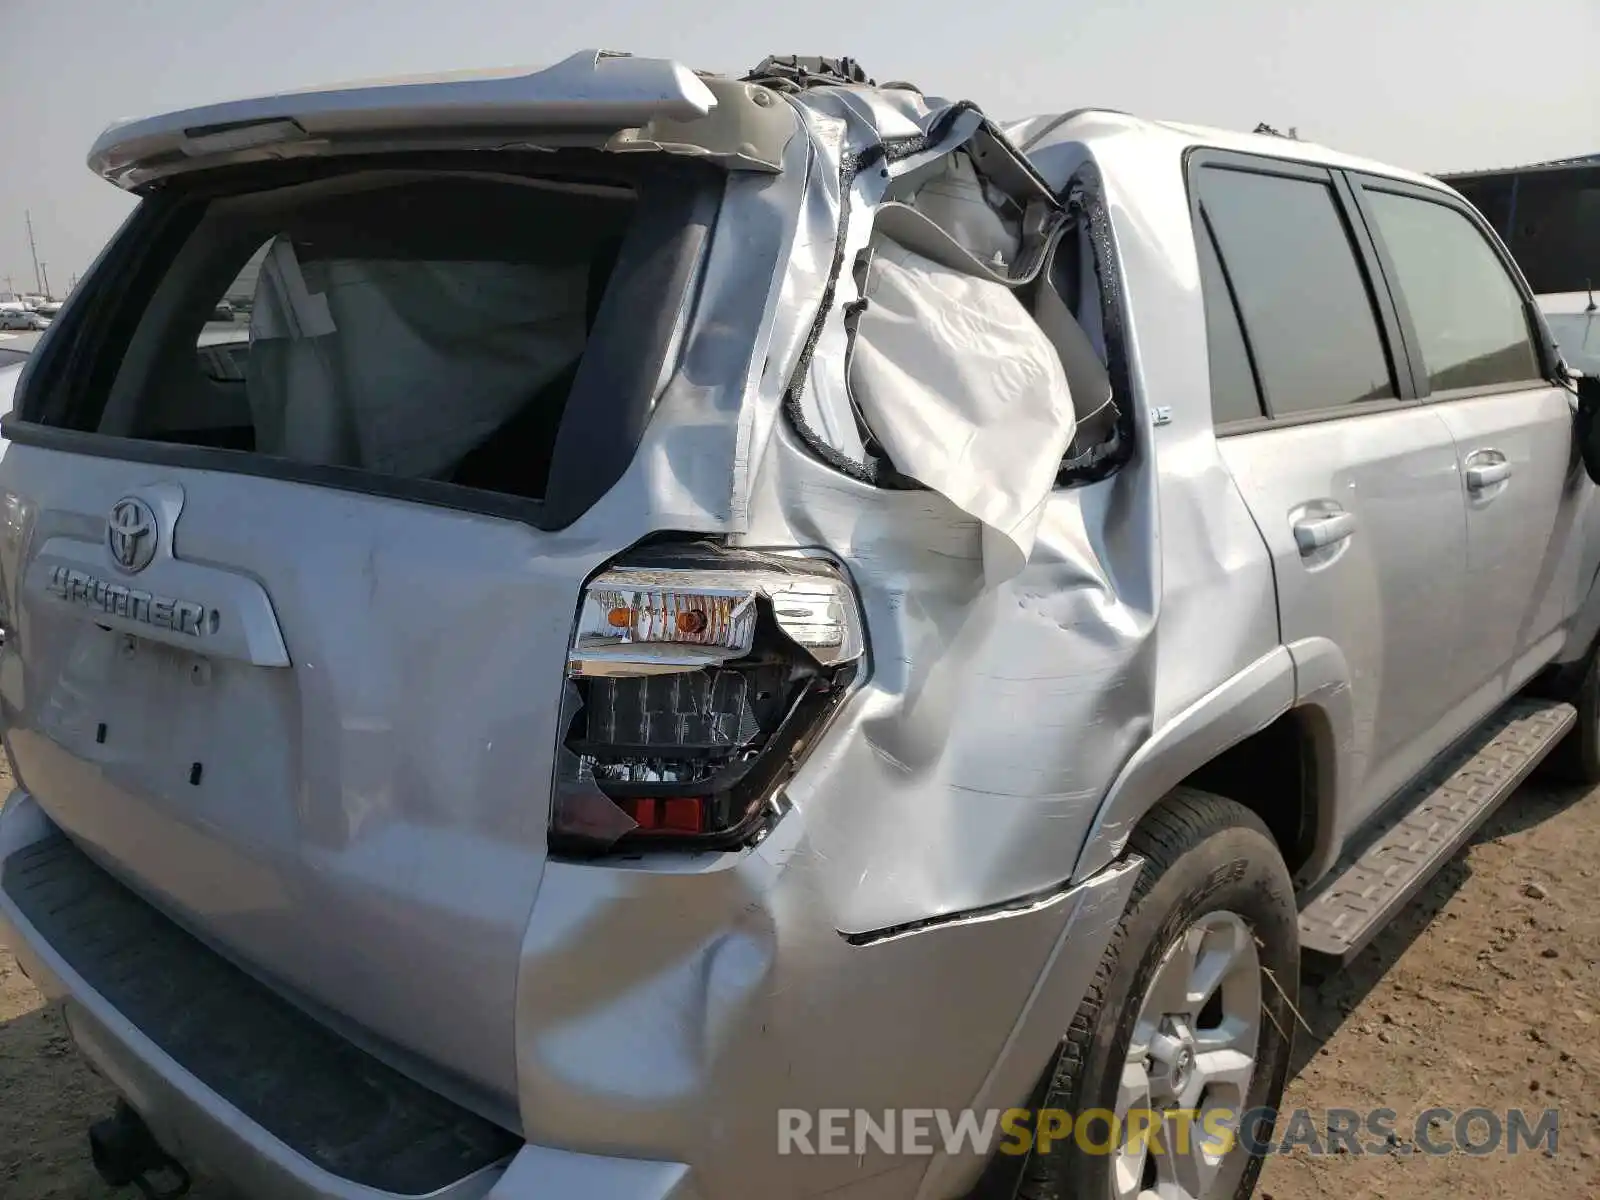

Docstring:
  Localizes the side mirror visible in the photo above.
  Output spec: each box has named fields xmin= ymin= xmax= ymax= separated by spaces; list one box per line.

xmin=1576 ymin=374 xmax=1600 ymax=487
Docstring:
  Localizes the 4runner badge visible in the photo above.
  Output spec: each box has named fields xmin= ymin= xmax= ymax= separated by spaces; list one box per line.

xmin=45 ymin=564 xmax=214 ymax=639
xmin=107 ymin=497 xmax=158 ymax=574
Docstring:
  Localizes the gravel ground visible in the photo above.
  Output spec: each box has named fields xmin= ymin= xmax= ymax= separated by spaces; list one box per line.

xmin=3 ymin=764 xmax=1597 ymax=1198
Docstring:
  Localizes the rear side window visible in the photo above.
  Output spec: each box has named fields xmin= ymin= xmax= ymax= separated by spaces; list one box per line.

xmin=1199 ymin=167 xmax=1395 ymax=418
xmin=1360 ymin=188 xmax=1542 ymax=393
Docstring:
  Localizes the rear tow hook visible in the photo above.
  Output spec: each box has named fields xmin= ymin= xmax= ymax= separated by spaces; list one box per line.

xmin=87 ymin=1100 xmax=192 ymax=1199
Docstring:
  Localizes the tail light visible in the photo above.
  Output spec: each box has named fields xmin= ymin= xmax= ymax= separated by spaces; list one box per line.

xmin=551 ymin=547 xmax=865 ymax=853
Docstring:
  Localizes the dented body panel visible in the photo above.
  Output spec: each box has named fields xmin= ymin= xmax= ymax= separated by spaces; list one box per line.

xmin=0 ymin=54 xmax=1592 ymax=1200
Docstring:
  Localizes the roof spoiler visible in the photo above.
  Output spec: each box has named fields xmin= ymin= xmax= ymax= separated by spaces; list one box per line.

xmin=88 ymin=49 xmax=722 ymax=190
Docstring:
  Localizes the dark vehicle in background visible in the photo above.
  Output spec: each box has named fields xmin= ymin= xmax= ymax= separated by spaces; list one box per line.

xmin=1441 ymin=154 xmax=1600 ymax=376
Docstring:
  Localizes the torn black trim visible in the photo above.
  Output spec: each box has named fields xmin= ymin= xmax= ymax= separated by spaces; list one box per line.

xmin=780 ymin=141 xmax=897 ymax=486
xmin=1057 ymin=164 xmax=1137 ymax=486
xmin=878 ymin=99 xmax=984 ymax=165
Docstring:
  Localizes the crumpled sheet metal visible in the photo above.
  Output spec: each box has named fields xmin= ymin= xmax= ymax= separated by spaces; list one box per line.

xmin=552 ymin=85 xmax=1156 ymax=933
xmin=573 ymin=84 xmax=977 ymax=534
xmin=538 ymin=100 xmax=814 ymax=538
xmin=759 ymin=87 xmax=1083 ymax=586
xmin=512 ymin=808 xmax=1140 ymax=1200
xmin=739 ymin=416 xmax=1157 ymax=933
xmin=1010 ymin=110 xmax=1286 ymax=732
xmin=508 ymin=93 xmax=1180 ymax=1200
xmin=502 ymin=98 xmax=1294 ymax=1200
xmin=716 ymin=91 xmax=1159 ymax=932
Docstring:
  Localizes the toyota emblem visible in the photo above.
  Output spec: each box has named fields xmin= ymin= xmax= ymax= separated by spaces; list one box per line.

xmin=107 ymin=497 xmax=158 ymax=574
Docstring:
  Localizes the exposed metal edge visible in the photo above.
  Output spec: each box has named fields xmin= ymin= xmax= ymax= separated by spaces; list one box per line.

xmin=839 ymin=854 xmax=1145 ymax=948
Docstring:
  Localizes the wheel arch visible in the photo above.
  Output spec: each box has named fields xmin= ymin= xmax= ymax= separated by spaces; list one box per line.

xmin=1071 ymin=637 xmax=1353 ymax=889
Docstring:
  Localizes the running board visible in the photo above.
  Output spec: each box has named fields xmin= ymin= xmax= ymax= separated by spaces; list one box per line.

xmin=1298 ymin=696 xmax=1575 ymax=966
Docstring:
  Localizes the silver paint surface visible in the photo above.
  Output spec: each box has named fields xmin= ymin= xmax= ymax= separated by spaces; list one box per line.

xmin=0 ymin=77 xmax=1594 ymax=1200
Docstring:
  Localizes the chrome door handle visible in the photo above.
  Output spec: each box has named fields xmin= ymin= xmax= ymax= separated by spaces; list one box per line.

xmin=1466 ymin=460 xmax=1511 ymax=490
xmin=1293 ymin=511 xmax=1356 ymax=553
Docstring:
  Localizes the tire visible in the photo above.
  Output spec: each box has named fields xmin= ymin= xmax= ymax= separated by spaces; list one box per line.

xmin=1541 ymin=646 xmax=1600 ymax=784
xmin=1019 ymin=789 xmax=1299 ymax=1200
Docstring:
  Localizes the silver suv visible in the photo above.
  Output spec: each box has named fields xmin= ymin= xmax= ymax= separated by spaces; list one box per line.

xmin=1 ymin=50 xmax=1595 ymax=1200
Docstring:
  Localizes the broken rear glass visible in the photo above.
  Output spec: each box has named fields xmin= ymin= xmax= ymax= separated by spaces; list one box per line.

xmin=38 ymin=159 xmax=717 ymax=505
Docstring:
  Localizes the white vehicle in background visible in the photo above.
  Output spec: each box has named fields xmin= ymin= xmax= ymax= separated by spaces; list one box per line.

xmin=1537 ymin=290 xmax=1599 ymax=378
xmin=0 ymin=344 xmax=26 ymax=379
xmin=0 ymin=345 xmax=28 ymax=448
xmin=0 ymin=307 xmax=49 ymax=332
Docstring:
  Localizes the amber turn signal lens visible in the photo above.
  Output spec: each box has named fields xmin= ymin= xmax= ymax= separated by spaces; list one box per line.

xmin=676 ymin=610 xmax=708 ymax=635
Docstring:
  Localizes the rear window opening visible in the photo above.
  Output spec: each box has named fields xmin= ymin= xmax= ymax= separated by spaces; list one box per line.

xmin=25 ymin=154 xmax=719 ymax=515
xmin=113 ymin=172 xmax=632 ymax=500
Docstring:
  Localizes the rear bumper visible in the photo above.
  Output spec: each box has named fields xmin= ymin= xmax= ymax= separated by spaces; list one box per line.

xmin=0 ymin=790 xmax=522 ymax=1200
xmin=0 ymin=788 xmax=1137 ymax=1200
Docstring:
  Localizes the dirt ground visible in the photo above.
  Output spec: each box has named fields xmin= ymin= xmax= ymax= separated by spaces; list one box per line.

xmin=2 ymin=765 xmax=1597 ymax=1199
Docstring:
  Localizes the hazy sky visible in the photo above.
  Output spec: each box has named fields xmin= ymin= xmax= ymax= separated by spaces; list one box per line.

xmin=2 ymin=0 xmax=1595 ymax=295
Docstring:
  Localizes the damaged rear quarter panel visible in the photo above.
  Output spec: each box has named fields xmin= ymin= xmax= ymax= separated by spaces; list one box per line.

xmin=504 ymin=105 xmax=1284 ymax=1198
xmin=731 ymin=121 xmax=1280 ymax=936
xmin=739 ymin=418 xmax=1157 ymax=934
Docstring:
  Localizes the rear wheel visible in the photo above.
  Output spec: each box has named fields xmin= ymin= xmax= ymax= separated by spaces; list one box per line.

xmin=1020 ymin=789 xmax=1298 ymax=1200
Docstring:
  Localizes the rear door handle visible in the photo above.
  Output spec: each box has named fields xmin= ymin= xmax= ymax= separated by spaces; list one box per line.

xmin=1465 ymin=459 xmax=1512 ymax=491
xmin=1292 ymin=511 xmax=1356 ymax=553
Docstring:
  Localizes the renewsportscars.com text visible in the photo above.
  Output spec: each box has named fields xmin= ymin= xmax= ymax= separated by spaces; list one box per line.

xmin=777 ymin=1106 xmax=1560 ymax=1158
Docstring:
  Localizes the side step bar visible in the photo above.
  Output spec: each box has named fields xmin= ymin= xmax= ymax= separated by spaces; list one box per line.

xmin=1298 ymin=696 xmax=1576 ymax=966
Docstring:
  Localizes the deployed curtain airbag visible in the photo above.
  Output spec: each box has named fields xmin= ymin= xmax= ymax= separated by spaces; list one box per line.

xmin=247 ymin=237 xmax=588 ymax=480
xmin=848 ymin=235 xmax=1077 ymax=583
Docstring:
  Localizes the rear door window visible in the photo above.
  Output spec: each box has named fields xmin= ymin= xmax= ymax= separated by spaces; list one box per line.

xmin=1198 ymin=166 xmax=1397 ymax=419
xmin=1360 ymin=188 xmax=1543 ymax=393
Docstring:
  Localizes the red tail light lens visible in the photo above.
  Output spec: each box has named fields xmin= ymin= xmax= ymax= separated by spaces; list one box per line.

xmin=551 ymin=549 xmax=864 ymax=853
